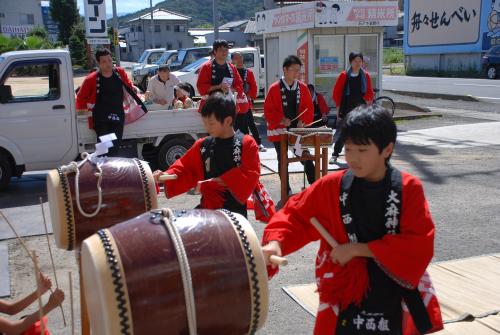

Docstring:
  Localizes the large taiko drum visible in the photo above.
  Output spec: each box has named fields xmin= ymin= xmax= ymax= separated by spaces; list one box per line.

xmin=46 ymin=157 xmax=157 ymax=250
xmin=81 ymin=209 xmax=269 ymax=335
xmin=287 ymin=127 xmax=334 ymax=148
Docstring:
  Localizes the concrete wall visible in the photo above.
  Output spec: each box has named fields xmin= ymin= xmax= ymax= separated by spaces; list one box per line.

xmin=406 ymin=53 xmax=482 ymax=73
xmin=0 ymin=0 xmax=44 ymax=37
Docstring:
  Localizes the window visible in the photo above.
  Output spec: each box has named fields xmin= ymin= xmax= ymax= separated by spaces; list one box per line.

xmin=137 ymin=25 xmax=142 ymax=32
xmin=174 ymin=25 xmax=185 ymax=32
xmin=242 ymin=53 xmax=254 ymax=68
xmin=165 ymin=25 xmax=171 ymax=31
xmin=155 ymin=24 xmax=161 ymax=32
xmin=178 ymin=41 xmax=182 ymax=49
xmin=19 ymin=13 xmax=35 ymax=25
xmin=167 ymin=43 xmax=173 ymax=50
xmin=2 ymin=62 xmax=60 ymax=103
xmin=130 ymin=26 xmax=135 ymax=33
xmin=0 ymin=13 xmax=5 ymax=18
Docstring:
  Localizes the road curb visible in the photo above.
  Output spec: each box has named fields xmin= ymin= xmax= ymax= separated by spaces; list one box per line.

xmin=386 ymin=89 xmax=480 ymax=102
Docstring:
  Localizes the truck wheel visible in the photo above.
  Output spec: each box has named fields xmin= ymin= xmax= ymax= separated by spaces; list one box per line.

xmin=187 ymin=84 xmax=196 ymax=97
xmin=0 ymin=155 xmax=12 ymax=190
xmin=157 ymin=139 xmax=194 ymax=170
xmin=487 ymin=66 xmax=497 ymax=79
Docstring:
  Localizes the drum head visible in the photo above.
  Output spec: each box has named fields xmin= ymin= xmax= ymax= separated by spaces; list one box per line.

xmin=82 ymin=230 xmax=134 ymax=335
xmin=46 ymin=169 xmax=73 ymax=250
xmin=221 ymin=211 xmax=269 ymax=331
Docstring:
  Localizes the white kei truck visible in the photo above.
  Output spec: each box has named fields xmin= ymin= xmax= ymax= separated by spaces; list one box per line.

xmin=0 ymin=49 xmax=206 ymax=190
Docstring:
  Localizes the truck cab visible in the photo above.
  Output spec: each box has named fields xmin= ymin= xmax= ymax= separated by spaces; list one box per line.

xmin=0 ymin=50 xmax=206 ymax=190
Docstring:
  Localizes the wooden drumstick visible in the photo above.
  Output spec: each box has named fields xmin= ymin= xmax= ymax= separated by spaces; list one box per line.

xmin=310 ymin=217 xmax=339 ymax=248
xmin=32 ymin=251 xmax=45 ymax=335
xmin=158 ymin=173 xmax=178 ymax=182
xmin=40 ymin=197 xmax=67 ymax=327
xmin=68 ymin=272 xmax=75 ymax=335
xmin=0 ymin=210 xmax=36 ymax=264
xmin=304 ymin=118 xmax=325 ymax=128
xmin=270 ymin=255 xmax=288 ymax=266
xmin=290 ymin=108 xmax=308 ymax=123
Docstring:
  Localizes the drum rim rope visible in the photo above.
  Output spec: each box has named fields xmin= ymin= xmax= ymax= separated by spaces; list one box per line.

xmin=56 ymin=167 xmax=75 ymax=251
xmin=160 ymin=208 xmax=198 ymax=335
xmin=96 ymin=229 xmax=132 ymax=335
xmin=220 ymin=209 xmax=262 ymax=335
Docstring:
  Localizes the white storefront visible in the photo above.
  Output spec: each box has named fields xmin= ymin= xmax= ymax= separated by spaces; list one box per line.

xmin=256 ymin=1 xmax=398 ymax=106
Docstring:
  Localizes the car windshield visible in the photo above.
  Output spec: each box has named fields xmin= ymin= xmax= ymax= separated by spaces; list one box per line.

xmin=179 ymin=57 xmax=208 ymax=72
xmin=177 ymin=50 xmax=187 ymax=63
xmin=156 ymin=52 xmax=174 ymax=65
xmin=138 ymin=51 xmax=148 ymax=63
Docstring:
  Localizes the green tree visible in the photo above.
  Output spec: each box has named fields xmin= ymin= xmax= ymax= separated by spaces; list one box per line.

xmin=50 ymin=0 xmax=80 ymax=45
xmin=69 ymin=23 xmax=86 ymax=67
xmin=27 ymin=26 xmax=49 ymax=40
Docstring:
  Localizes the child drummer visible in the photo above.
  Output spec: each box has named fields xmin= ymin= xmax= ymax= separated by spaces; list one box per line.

xmin=154 ymin=92 xmax=260 ymax=218
xmin=261 ymin=105 xmax=443 ymax=334
xmin=263 ymin=55 xmax=315 ymax=195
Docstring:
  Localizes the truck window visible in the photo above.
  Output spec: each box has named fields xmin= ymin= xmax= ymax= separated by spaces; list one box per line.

xmin=2 ymin=62 xmax=60 ymax=103
xmin=148 ymin=52 xmax=163 ymax=64
xmin=242 ymin=53 xmax=255 ymax=68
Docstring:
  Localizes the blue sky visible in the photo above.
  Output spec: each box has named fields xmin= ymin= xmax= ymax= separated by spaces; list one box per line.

xmin=76 ymin=0 xmax=164 ymax=17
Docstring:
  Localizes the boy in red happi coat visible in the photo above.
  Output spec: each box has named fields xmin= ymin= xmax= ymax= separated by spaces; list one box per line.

xmin=262 ymin=105 xmax=443 ymax=335
xmin=154 ymin=92 xmax=260 ymax=218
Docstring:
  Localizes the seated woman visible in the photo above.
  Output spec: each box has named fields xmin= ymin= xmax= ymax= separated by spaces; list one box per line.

xmin=173 ymin=82 xmax=195 ymax=109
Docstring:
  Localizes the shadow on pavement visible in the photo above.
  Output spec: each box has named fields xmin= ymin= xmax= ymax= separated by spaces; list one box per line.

xmin=0 ymin=174 xmax=47 ymax=209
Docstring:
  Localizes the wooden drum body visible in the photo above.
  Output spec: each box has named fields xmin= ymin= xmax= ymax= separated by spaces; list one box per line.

xmin=287 ymin=128 xmax=334 ymax=148
xmin=46 ymin=157 xmax=157 ymax=250
xmin=81 ymin=209 xmax=269 ymax=335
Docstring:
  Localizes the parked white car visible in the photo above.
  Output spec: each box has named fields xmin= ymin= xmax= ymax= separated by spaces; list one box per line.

xmin=172 ymin=47 xmax=264 ymax=97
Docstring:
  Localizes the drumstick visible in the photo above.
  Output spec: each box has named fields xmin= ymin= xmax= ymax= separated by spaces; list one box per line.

xmin=310 ymin=217 xmax=339 ymax=248
xmin=304 ymin=118 xmax=325 ymax=128
xmin=40 ymin=198 xmax=67 ymax=327
xmin=270 ymin=255 xmax=288 ymax=266
xmin=32 ymin=251 xmax=45 ymax=335
xmin=0 ymin=210 xmax=36 ymax=264
xmin=290 ymin=108 xmax=308 ymax=123
xmin=158 ymin=173 xmax=178 ymax=182
xmin=68 ymin=272 xmax=75 ymax=335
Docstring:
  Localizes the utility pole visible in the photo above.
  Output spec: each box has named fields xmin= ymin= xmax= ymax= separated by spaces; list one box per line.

xmin=213 ymin=0 xmax=219 ymax=40
xmin=112 ymin=0 xmax=120 ymax=66
xmin=150 ymin=0 xmax=155 ymax=48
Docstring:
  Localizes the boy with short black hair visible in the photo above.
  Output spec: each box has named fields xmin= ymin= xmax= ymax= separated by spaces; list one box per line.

xmin=264 ymin=55 xmax=315 ymax=195
xmin=154 ymin=92 xmax=260 ymax=217
xmin=262 ymin=105 xmax=443 ymax=335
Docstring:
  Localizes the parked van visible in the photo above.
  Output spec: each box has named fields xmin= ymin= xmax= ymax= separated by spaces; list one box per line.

xmin=132 ymin=50 xmax=178 ymax=91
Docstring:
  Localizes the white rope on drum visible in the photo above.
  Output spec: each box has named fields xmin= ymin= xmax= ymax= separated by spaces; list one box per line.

xmin=60 ymin=152 xmax=103 ymax=218
xmin=161 ymin=208 xmax=197 ymax=335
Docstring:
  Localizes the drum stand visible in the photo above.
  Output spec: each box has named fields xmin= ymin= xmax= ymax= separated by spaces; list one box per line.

xmin=279 ymin=134 xmax=329 ymax=204
xmin=76 ymin=250 xmax=91 ymax=335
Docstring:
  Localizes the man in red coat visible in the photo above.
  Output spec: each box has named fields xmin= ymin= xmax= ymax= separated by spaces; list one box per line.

xmin=154 ymin=92 xmax=260 ymax=218
xmin=262 ymin=106 xmax=443 ymax=335
xmin=196 ymin=40 xmax=247 ymax=114
xmin=76 ymin=48 xmax=142 ymax=156
xmin=330 ymin=52 xmax=374 ymax=164
xmin=264 ymin=55 xmax=315 ymax=195
xmin=308 ymin=84 xmax=330 ymax=127
xmin=231 ymin=51 xmax=266 ymax=151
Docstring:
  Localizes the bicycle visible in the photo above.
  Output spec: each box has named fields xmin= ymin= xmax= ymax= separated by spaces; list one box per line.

xmin=373 ymin=88 xmax=396 ymax=116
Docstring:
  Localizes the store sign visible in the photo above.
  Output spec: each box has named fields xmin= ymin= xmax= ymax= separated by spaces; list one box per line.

xmin=256 ymin=2 xmax=316 ymax=34
xmin=315 ymin=1 xmax=398 ymax=28
xmin=407 ymin=0 xmax=481 ymax=47
xmin=86 ymin=37 xmax=111 ymax=45
xmin=297 ymin=31 xmax=308 ymax=82
xmin=41 ymin=3 xmax=59 ymax=35
xmin=0 ymin=26 xmax=33 ymax=34
xmin=256 ymin=1 xmax=398 ymax=34
xmin=319 ymin=57 xmax=340 ymax=73
xmin=83 ymin=0 xmax=107 ymax=37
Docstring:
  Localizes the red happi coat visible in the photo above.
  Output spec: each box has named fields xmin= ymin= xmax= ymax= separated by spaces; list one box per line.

xmin=162 ymin=135 xmax=260 ymax=207
xmin=263 ymin=80 xmax=314 ymax=142
xmin=196 ymin=60 xmax=248 ymax=113
xmin=241 ymin=68 xmax=258 ymax=110
xmin=262 ymin=170 xmax=443 ymax=335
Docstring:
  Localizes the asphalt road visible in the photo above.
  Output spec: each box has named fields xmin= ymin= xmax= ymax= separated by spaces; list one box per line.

xmin=1 ymin=100 xmax=500 ymax=334
xmin=383 ymin=75 xmax=500 ymax=103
